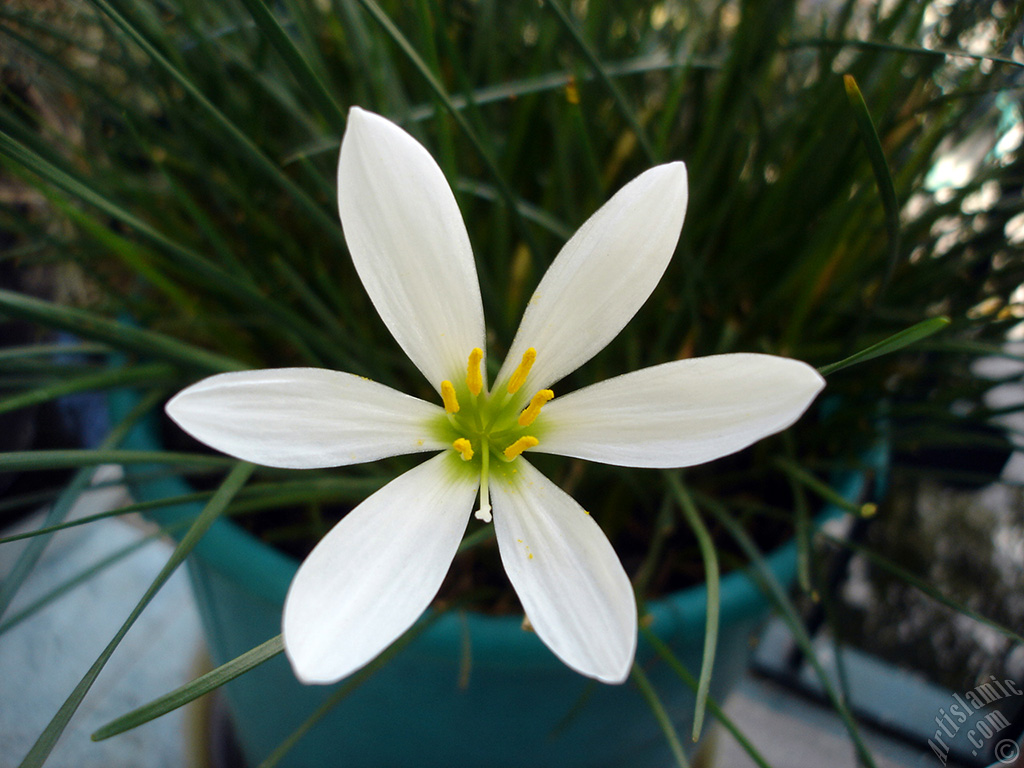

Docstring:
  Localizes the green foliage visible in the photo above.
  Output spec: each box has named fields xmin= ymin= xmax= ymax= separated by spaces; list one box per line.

xmin=1 ymin=0 xmax=1022 ymax=763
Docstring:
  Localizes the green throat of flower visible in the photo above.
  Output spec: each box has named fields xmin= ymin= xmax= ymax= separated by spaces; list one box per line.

xmin=436 ymin=346 xmax=551 ymax=523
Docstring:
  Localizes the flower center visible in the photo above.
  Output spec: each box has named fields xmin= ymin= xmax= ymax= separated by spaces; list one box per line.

xmin=439 ymin=347 xmax=551 ymax=523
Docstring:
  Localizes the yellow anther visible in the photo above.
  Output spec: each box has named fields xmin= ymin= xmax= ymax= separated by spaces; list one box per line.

xmin=441 ymin=380 xmax=460 ymax=413
xmin=507 ymin=348 xmax=537 ymax=394
xmin=466 ymin=348 xmax=484 ymax=396
xmin=503 ymin=435 xmax=539 ymax=460
xmin=518 ymin=389 xmax=554 ymax=427
xmin=452 ymin=438 xmax=474 ymax=461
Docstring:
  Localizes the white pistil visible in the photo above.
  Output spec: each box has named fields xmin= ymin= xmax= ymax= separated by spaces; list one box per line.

xmin=475 ymin=445 xmax=492 ymax=523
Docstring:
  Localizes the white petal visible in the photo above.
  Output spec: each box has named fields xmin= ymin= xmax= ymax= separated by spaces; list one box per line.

xmin=536 ymin=354 xmax=825 ymax=468
xmin=283 ymin=452 xmax=477 ymax=684
xmin=496 ymin=162 xmax=688 ymax=398
xmin=490 ymin=458 xmax=637 ymax=683
xmin=165 ymin=368 xmax=445 ymax=469
xmin=338 ymin=107 xmax=485 ymax=391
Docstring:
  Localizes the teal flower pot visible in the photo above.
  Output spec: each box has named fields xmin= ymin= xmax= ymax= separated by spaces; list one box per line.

xmin=113 ymin=390 xmax=870 ymax=768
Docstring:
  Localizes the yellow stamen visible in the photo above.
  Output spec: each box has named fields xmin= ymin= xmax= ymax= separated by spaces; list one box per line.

xmin=466 ymin=348 xmax=484 ymax=396
xmin=452 ymin=438 xmax=474 ymax=461
xmin=503 ymin=435 xmax=539 ymax=460
xmin=441 ymin=380 xmax=460 ymax=413
xmin=518 ymin=389 xmax=554 ymax=427
xmin=506 ymin=348 xmax=536 ymax=394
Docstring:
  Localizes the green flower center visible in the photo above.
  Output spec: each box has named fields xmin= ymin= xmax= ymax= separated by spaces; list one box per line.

xmin=434 ymin=347 xmax=552 ymax=521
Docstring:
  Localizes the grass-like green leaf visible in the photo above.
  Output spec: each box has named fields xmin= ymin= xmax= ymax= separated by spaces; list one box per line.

xmin=702 ymin=497 xmax=880 ymax=768
xmin=0 ymin=532 xmax=166 ymax=636
xmin=820 ymin=531 xmax=1024 ymax=646
xmin=17 ymin=461 xmax=254 ymax=768
xmin=353 ymin=0 xmax=541 ymax=259
xmin=818 ymin=316 xmax=951 ymax=376
xmin=255 ymin=609 xmax=445 ymax=768
xmin=0 ymin=132 xmax=344 ymax=366
xmin=0 ymin=343 xmax=109 ymax=363
xmin=641 ymin=627 xmax=774 ymax=768
xmin=0 ymin=289 xmax=248 ymax=374
xmin=630 ymin=663 xmax=691 ymax=768
xmin=793 ymin=37 xmax=1024 ymax=68
xmin=0 ymin=391 xmax=164 ymax=623
xmin=0 ymin=449 xmax=234 ymax=473
xmin=843 ymin=74 xmax=901 ymax=300
xmin=86 ymin=0 xmax=345 ymax=243
xmin=93 ymin=634 xmax=285 ymax=740
xmin=666 ymin=474 xmax=719 ymax=743
xmin=542 ymin=0 xmax=658 ymax=163
xmin=774 ymin=458 xmax=877 ymax=517
xmin=0 ymin=362 xmax=175 ymax=416
xmin=234 ymin=0 xmax=346 ymax=131
xmin=0 ymin=474 xmax=385 ymax=545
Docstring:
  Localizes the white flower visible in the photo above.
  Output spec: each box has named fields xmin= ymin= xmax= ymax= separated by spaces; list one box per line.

xmin=166 ymin=107 xmax=825 ymax=686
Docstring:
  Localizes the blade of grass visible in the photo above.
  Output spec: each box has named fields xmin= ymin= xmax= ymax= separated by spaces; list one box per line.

xmin=0 ymin=530 xmax=169 ymax=635
xmin=640 ymin=627 xmax=774 ymax=768
xmin=0 ymin=474 xmax=385 ymax=545
xmin=18 ymin=461 xmax=254 ymax=768
xmin=665 ymin=473 xmax=719 ymax=742
xmin=0 ymin=390 xmax=164 ymax=623
xmin=234 ymin=0 xmax=346 ymax=130
xmin=630 ymin=663 xmax=691 ymax=768
xmin=791 ymin=37 xmax=1024 ymax=68
xmin=0 ymin=449 xmax=233 ymax=473
xmin=0 ymin=343 xmax=109 ymax=363
xmin=543 ymin=0 xmax=657 ymax=164
xmin=631 ymin=496 xmax=676 ymax=596
xmin=454 ymin=179 xmax=574 ymax=240
xmin=0 ymin=131 xmax=248 ymax=301
xmin=85 ymin=0 xmax=346 ymax=244
xmin=843 ymin=74 xmax=901 ymax=308
xmin=702 ymin=497 xmax=879 ymax=768
xmin=352 ymin=0 xmax=541 ymax=260
xmin=93 ymin=634 xmax=284 ymax=739
xmin=0 ymin=363 xmax=175 ymax=417
xmin=44 ymin=190 xmax=198 ymax=315
xmin=283 ymin=49 xmax=720 ymax=165
xmin=0 ymin=133 xmax=343 ymax=366
xmin=0 ymin=493 xmax=209 ymax=544
xmin=0 ymin=289 xmax=248 ymax=374
xmin=820 ymin=531 xmax=1024 ymax=646
xmin=818 ymin=316 xmax=950 ymax=376
xmin=256 ymin=609 xmax=444 ymax=768
xmin=774 ymin=457 xmax=877 ymax=517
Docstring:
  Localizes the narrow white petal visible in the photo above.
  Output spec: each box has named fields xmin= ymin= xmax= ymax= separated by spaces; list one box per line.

xmin=165 ymin=368 xmax=446 ymax=469
xmin=537 ymin=354 xmax=825 ymax=468
xmin=496 ymin=163 xmax=688 ymax=398
xmin=338 ymin=107 xmax=485 ymax=390
xmin=490 ymin=459 xmax=637 ymax=683
xmin=283 ymin=452 xmax=477 ymax=684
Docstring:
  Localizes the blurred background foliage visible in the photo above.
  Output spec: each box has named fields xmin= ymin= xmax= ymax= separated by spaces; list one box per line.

xmin=1 ymin=0 xmax=1023 ymax=702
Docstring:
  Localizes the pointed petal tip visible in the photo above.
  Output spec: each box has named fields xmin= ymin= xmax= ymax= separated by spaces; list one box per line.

xmin=555 ymin=611 xmax=636 ymax=684
xmin=280 ymin=454 xmax=477 ymax=687
xmin=795 ymin=359 xmax=828 ymax=399
xmin=344 ymin=105 xmax=383 ymax=133
xmin=640 ymin=159 xmax=688 ymax=195
xmin=590 ymin=637 xmax=637 ymax=685
xmin=337 ymin=106 xmax=485 ymax=387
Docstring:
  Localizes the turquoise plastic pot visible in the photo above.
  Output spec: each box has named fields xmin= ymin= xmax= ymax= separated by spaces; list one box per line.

xmin=114 ymin=391 xmax=869 ymax=768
